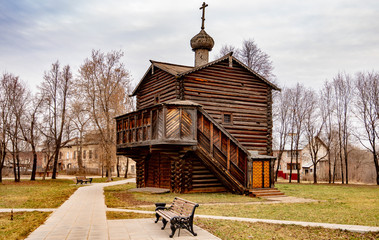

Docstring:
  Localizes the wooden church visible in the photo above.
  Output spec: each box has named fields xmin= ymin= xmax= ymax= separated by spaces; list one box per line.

xmin=116 ymin=3 xmax=280 ymax=196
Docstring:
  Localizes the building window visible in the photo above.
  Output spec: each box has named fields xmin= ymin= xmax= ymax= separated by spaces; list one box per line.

xmin=89 ymin=150 xmax=92 ymax=159
xmin=59 ymin=152 xmax=62 ymax=159
xmin=94 ymin=150 xmax=98 ymax=159
xmin=83 ymin=150 xmax=86 ymax=159
xmin=66 ymin=152 xmax=69 ymax=159
xmin=278 ymin=165 xmax=281 ymax=170
xmin=74 ymin=151 xmax=76 ymax=159
xmin=222 ymin=113 xmax=233 ymax=124
xmin=131 ymin=165 xmax=135 ymax=173
xmin=154 ymin=94 xmax=160 ymax=104
xmin=287 ymin=163 xmax=300 ymax=170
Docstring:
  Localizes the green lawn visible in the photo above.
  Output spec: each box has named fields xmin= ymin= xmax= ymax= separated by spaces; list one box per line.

xmin=90 ymin=177 xmax=126 ymax=183
xmin=196 ymin=218 xmax=379 ymax=240
xmin=105 ymin=211 xmax=379 ymax=239
xmin=0 ymin=212 xmax=50 ymax=240
xmin=0 ymin=179 xmax=79 ymax=208
xmin=104 ymin=183 xmax=262 ymax=209
xmin=104 ymin=183 xmax=379 ymax=227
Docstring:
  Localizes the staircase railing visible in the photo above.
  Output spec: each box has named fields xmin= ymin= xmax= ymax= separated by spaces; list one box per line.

xmin=196 ymin=108 xmax=252 ymax=193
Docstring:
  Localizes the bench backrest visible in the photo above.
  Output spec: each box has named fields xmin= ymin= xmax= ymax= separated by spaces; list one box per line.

xmin=169 ymin=197 xmax=199 ymax=218
xmin=76 ymin=176 xmax=87 ymax=180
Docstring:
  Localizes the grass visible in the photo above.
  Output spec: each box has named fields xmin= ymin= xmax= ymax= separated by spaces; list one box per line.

xmin=194 ymin=183 xmax=379 ymax=226
xmin=0 ymin=179 xmax=79 ymax=208
xmin=104 ymin=182 xmax=379 ymax=227
xmin=104 ymin=183 xmax=262 ymax=209
xmin=195 ymin=218 xmax=379 ymax=240
xmin=0 ymin=212 xmax=50 ymax=240
xmin=106 ymin=211 xmax=154 ymax=220
xmin=105 ymin=211 xmax=379 ymax=239
xmin=90 ymin=177 xmax=126 ymax=183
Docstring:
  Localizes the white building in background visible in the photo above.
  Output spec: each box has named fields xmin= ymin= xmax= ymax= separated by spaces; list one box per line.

xmin=273 ymin=137 xmax=328 ymax=181
xmin=58 ymin=138 xmax=136 ymax=176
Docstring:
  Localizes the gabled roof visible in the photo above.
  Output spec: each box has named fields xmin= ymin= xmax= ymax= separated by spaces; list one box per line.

xmin=131 ymin=52 xmax=280 ymax=96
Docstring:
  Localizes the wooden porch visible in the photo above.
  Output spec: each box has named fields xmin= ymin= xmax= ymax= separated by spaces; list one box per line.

xmin=116 ymin=101 xmax=273 ymax=194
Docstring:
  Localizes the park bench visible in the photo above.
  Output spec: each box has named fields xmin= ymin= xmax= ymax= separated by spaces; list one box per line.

xmin=154 ymin=197 xmax=199 ymax=238
xmin=76 ymin=176 xmax=93 ymax=184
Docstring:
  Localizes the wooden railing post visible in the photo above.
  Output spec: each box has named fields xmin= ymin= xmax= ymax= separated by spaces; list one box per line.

xmin=210 ymin=123 xmax=213 ymax=155
xmin=162 ymin=106 xmax=167 ymax=140
xmin=149 ymin=110 xmax=153 ymax=141
xmin=227 ymin=139 xmax=230 ymax=171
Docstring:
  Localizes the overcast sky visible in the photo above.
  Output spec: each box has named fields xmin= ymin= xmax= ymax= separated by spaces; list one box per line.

xmin=1 ymin=0 xmax=378 ymax=92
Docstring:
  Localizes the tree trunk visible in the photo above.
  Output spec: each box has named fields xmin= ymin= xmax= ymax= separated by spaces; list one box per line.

xmin=296 ymin=154 xmax=300 ymax=183
xmin=116 ymin=157 xmax=120 ymax=177
xmin=12 ymin=153 xmax=18 ymax=182
xmin=340 ymin=152 xmax=344 ymax=184
xmin=52 ymin=150 xmax=59 ymax=179
xmin=373 ymin=153 xmax=379 ymax=185
xmin=289 ymin=154 xmax=293 ymax=183
xmin=30 ymin=148 xmax=37 ymax=181
xmin=275 ymin=151 xmax=283 ymax=182
xmin=313 ymin=163 xmax=318 ymax=184
xmin=344 ymin=148 xmax=349 ymax=184
xmin=16 ymin=153 xmax=20 ymax=182
xmin=328 ymin=150 xmax=331 ymax=184
xmin=0 ymin=150 xmax=6 ymax=183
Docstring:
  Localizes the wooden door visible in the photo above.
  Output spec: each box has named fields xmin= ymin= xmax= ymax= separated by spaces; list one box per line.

xmin=252 ymin=161 xmax=263 ymax=188
xmin=146 ymin=153 xmax=170 ymax=189
xmin=252 ymin=160 xmax=271 ymax=188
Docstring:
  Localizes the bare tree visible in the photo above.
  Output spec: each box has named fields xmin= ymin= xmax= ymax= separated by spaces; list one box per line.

xmin=288 ymin=84 xmax=309 ymax=183
xmin=78 ymin=50 xmax=131 ymax=181
xmin=4 ymin=74 xmax=27 ymax=182
xmin=215 ymin=44 xmax=239 ymax=59
xmin=0 ymin=74 xmax=12 ymax=182
xmin=355 ymin=71 xmax=379 ymax=185
xmin=217 ymin=39 xmax=275 ymax=81
xmin=273 ymin=88 xmax=291 ymax=181
xmin=332 ymin=73 xmax=353 ymax=184
xmin=40 ymin=61 xmax=73 ymax=179
xmin=69 ymin=99 xmax=90 ymax=174
xmin=303 ymin=89 xmax=327 ymax=183
xmin=320 ymin=81 xmax=335 ymax=183
xmin=19 ymin=93 xmax=43 ymax=180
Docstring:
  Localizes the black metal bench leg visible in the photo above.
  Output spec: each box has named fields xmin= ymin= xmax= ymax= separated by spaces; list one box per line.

xmin=189 ymin=225 xmax=197 ymax=236
xmin=169 ymin=224 xmax=177 ymax=238
xmin=161 ymin=218 xmax=168 ymax=230
xmin=155 ymin=213 xmax=160 ymax=223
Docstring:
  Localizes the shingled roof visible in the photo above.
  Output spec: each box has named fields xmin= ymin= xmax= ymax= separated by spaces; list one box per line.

xmin=131 ymin=53 xmax=280 ymax=96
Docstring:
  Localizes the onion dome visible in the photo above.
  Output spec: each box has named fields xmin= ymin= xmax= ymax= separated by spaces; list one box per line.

xmin=190 ymin=29 xmax=214 ymax=51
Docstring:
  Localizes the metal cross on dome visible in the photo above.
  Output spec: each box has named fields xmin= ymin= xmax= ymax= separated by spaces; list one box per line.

xmin=200 ymin=2 xmax=208 ymax=30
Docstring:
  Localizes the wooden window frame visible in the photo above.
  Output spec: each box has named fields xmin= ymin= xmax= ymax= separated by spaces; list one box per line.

xmin=222 ymin=112 xmax=233 ymax=125
xmin=154 ymin=93 xmax=160 ymax=105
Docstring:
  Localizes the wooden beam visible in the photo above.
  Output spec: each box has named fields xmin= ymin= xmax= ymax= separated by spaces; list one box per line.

xmin=210 ymin=123 xmax=213 ymax=156
xmin=227 ymin=138 xmax=230 ymax=171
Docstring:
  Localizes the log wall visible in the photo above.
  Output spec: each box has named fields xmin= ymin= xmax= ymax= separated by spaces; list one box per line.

xmin=183 ymin=59 xmax=272 ymax=154
xmin=136 ymin=68 xmax=178 ymax=109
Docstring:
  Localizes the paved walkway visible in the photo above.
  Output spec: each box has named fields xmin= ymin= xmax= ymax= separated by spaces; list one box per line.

xmin=25 ymin=179 xmax=219 ymax=240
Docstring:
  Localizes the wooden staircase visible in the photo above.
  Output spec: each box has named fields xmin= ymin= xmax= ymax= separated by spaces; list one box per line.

xmin=249 ymin=188 xmax=284 ymax=197
xmin=190 ymin=159 xmax=227 ymax=193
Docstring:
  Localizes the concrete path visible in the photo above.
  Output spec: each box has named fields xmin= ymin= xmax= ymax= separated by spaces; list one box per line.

xmin=25 ymin=179 xmax=219 ymax=240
